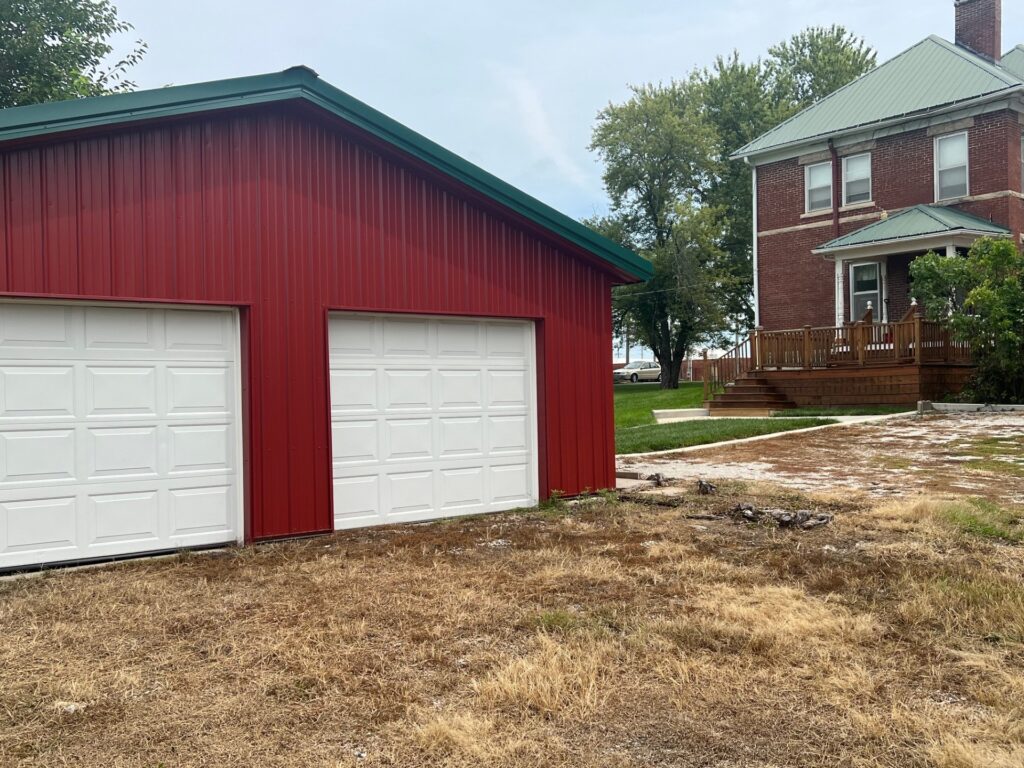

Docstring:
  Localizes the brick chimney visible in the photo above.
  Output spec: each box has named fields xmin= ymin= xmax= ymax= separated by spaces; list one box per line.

xmin=954 ymin=0 xmax=1002 ymax=63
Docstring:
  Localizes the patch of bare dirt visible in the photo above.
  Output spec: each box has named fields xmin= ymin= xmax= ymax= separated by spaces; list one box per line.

xmin=620 ymin=413 xmax=1024 ymax=508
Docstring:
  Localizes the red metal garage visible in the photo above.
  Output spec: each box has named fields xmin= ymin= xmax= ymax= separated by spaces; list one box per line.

xmin=0 ymin=66 xmax=650 ymax=566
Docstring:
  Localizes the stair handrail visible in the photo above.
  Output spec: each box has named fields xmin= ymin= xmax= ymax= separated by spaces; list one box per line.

xmin=703 ymin=334 xmax=755 ymax=402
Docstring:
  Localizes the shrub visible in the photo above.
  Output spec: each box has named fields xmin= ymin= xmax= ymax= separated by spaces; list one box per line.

xmin=910 ymin=237 xmax=1024 ymax=403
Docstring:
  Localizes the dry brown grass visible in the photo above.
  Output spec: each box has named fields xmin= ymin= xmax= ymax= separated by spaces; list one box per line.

xmin=1 ymin=484 xmax=1023 ymax=767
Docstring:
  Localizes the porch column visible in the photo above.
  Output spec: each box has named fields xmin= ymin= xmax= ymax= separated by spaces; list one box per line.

xmin=834 ymin=258 xmax=844 ymax=327
xmin=946 ymin=242 xmax=957 ymax=258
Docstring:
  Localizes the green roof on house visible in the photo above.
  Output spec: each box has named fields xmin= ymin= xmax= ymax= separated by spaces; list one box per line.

xmin=734 ymin=36 xmax=1024 ymax=161
xmin=0 ymin=67 xmax=652 ymax=282
xmin=1002 ymin=45 xmax=1024 ymax=79
xmin=813 ymin=204 xmax=1010 ymax=254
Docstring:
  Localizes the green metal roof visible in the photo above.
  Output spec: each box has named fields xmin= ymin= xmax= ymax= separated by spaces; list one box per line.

xmin=814 ymin=204 xmax=1010 ymax=253
xmin=734 ymin=36 xmax=1024 ymax=160
xmin=1002 ymin=46 xmax=1024 ymax=79
xmin=0 ymin=67 xmax=652 ymax=282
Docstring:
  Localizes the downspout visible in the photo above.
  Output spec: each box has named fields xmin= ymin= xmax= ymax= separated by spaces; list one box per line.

xmin=828 ymin=138 xmax=841 ymax=239
xmin=746 ymin=158 xmax=760 ymax=328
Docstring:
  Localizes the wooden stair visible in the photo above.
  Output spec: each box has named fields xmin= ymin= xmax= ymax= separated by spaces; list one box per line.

xmin=707 ymin=374 xmax=797 ymax=417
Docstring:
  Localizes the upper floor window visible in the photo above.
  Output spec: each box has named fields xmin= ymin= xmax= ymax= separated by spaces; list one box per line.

xmin=805 ymin=161 xmax=832 ymax=213
xmin=843 ymin=153 xmax=872 ymax=206
xmin=935 ymin=132 xmax=969 ymax=201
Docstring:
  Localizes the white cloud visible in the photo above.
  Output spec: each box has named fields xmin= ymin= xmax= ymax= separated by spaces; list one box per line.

xmin=489 ymin=65 xmax=590 ymax=190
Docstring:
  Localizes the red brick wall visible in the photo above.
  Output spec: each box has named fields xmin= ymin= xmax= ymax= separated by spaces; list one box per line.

xmin=756 ymin=110 xmax=1024 ymax=330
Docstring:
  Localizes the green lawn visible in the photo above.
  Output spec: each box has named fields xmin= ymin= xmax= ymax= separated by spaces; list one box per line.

xmin=613 ymin=383 xmax=704 ymax=429
xmin=615 ymin=417 xmax=836 ymax=455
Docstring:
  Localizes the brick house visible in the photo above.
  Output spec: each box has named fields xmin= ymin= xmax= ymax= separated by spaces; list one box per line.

xmin=733 ymin=0 xmax=1023 ymax=332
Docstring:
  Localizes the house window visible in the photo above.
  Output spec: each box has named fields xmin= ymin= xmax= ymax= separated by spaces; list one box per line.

xmin=805 ymin=161 xmax=832 ymax=212
xmin=935 ymin=132 xmax=969 ymax=201
xmin=850 ymin=262 xmax=881 ymax=321
xmin=843 ymin=153 xmax=872 ymax=205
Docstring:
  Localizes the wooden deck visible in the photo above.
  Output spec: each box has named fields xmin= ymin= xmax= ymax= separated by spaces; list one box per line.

xmin=704 ymin=316 xmax=973 ymax=412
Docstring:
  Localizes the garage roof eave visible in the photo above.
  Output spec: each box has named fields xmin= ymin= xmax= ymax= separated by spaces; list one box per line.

xmin=0 ymin=67 xmax=653 ymax=283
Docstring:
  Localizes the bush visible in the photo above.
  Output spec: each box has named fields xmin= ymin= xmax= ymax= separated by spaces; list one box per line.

xmin=910 ymin=238 xmax=1024 ymax=403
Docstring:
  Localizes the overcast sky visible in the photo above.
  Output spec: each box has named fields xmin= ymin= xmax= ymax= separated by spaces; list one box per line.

xmin=110 ymin=1 xmax=1022 ymax=220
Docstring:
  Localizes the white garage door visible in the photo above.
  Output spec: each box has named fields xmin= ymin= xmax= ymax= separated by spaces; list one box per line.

xmin=0 ymin=302 xmax=242 ymax=570
xmin=329 ymin=313 xmax=538 ymax=529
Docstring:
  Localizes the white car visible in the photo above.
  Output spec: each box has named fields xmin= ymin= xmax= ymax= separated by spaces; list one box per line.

xmin=614 ymin=360 xmax=662 ymax=383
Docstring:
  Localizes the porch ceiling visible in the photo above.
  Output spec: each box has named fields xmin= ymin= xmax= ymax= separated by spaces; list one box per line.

xmin=812 ymin=204 xmax=1010 ymax=258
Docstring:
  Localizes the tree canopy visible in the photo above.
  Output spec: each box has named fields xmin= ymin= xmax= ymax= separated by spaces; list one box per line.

xmin=0 ymin=0 xmax=146 ymax=108
xmin=590 ymin=26 xmax=877 ymax=387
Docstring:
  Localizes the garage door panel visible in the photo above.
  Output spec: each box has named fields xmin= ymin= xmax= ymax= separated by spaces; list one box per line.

xmin=1 ymin=496 xmax=78 ymax=554
xmin=0 ymin=304 xmax=74 ymax=350
xmin=84 ymin=307 xmax=155 ymax=350
xmin=490 ymin=464 xmax=531 ymax=504
xmin=332 ymin=421 xmax=379 ymax=465
xmin=331 ymin=369 xmax=378 ymax=413
xmin=166 ymin=367 xmax=231 ymax=415
xmin=438 ymin=369 xmax=482 ymax=409
xmin=384 ymin=418 xmax=433 ymax=461
xmin=0 ymin=366 xmax=75 ymax=419
xmin=331 ymin=313 xmax=536 ymax=530
xmin=440 ymin=467 xmax=484 ymax=510
xmin=165 ymin=310 xmax=231 ymax=353
xmin=333 ymin=475 xmax=380 ymax=526
xmin=86 ymin=366 xmax=157 ymax=417
xmin=167 ymin=425 xmax=231 ymax=474
xmin=386 ymin=471 xmax=435 ymax=516
xmin=168 ymin=485 xmax=233 ymax=538
xmin=487 ymin=370 xmax=527 ymax=407
xmin=437 ymin=322 xmax=481 ymax=357
xmin=328 ymin=315 xmax=378 ymax=357
xmin=488 ymin=416 xmax=528 ymax=454
xmin=384 ymin=370 xmax=432 ymax=410
xmin=88 ymin=491 xmax=160 ymax=546
xmin=486 ymin=324 xmax=527 ymax=358
xmin=383 ymin=319 xmax=430 ymax=357
xmin=439 ymin=416 xmax=484 ymax=457
xmin=0 ymin=303 xmax=240 ymax=570
xmin=0 ymin=429 xmax=77 ymax=484
xmin=87 ymin=427 xmax=159 ymax=479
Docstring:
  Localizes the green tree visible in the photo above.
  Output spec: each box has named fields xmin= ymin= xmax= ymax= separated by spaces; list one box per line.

xmin=613 ymin=204 xmax=729 ymax=389
xmin=590 ymin=81 xmax=716 ymax=250
xmin=766 ymin=25 xmax=877 ymax=110
xmin=910 ymin=238 xmax=1024 ymax=403
xmin=0 ymin=0 xmax=146 ymax=108
xmin=590 ymin=26 xmax=876 ymax=388
xmin=590 ymin=80 xmax=725 ymax=388
xmin=699 ymin=29 xmax=876 ymax=328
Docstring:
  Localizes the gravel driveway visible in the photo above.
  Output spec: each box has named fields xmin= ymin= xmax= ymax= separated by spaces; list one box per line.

xmin=618 ymin=412 xmax=1024 ymax=507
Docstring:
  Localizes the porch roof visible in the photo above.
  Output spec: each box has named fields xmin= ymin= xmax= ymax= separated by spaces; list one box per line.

xmin=812 ymin=204 xmax=1010 ymax=257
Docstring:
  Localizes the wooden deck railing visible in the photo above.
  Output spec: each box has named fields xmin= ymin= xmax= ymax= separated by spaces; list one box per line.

xmin=703 ymin=315 xmax=971 ymax=399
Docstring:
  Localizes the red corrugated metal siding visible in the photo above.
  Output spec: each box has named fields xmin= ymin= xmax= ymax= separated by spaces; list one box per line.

xmin=0 ymin=104 xmax=618 ymax=540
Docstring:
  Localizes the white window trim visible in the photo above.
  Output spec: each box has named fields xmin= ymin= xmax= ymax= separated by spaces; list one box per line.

xmin=934 ymin=131 xmax=969 ymax=202
xmin=842 ymin=152 xmax=872 ymax=206
xmin=805 ymin=160 xmax=833 ymax=214
xmin=848 ymin=260 xmax=887 ymax=323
